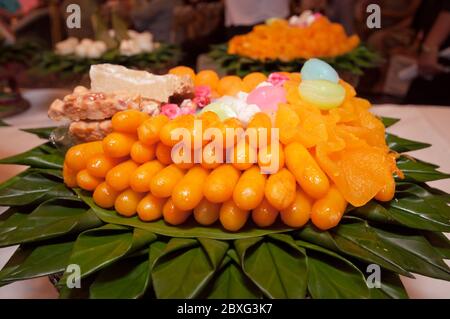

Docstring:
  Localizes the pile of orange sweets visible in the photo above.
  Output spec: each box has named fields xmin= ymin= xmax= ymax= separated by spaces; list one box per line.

xmin=63 ymin=69 xmax=400 ymax=232
xmin=228 ymin=17 xmax=360 ymax=62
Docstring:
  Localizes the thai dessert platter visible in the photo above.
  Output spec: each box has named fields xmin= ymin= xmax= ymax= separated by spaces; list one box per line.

xmin=0 ymin=59 xmax=449 ymax=299
xmin=47 ymin=58 xmax=399 ymax=233
xmin=210 ymin=12 xmax=378 ymax=77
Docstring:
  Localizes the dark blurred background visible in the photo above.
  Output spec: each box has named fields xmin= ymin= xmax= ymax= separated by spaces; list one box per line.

xmin=1 ymin=0 xmax=449 ymax=105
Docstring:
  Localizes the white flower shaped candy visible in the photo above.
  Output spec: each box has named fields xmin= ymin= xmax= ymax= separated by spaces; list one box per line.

xmin=288 ymin=15 xmax=301 ymax=26
xmin=204 ymin=93 xmax=261 ymax=125
xmin=56 ymin=30 xmax=155 ymax=58
xmin=86 ymin=41 xmax=107 ymax=58
xmin=127 ymin=31 xmax=155 ymax=53
xmin=119 ymin=39 xmax=142 ymax=56
xmin=136 ymin=32 xmax=154 ymax=53
xmin=55 ymin=37 xmax=79 ymax=55
xmin=288 ymin=11 xmax=321 ymax=27
xmin=74 ymin=41 xmax=88 ymax=58
xmin=73 ymin=39 xmax=107 ymax=58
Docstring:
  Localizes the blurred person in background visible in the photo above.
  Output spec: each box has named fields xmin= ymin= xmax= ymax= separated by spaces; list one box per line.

xmin=61 ymin=0 xmax=100 ymax=38
xmin=356 ymin=0 xmax=421 ymax=53
xmin=296 ymin=0 xmax=327 ymax=13
xmin=17 ymin=0 xmax=40 ymax=14
xmin=60 ymin=0 xmax=131 ymax=39
xmin=328 ymin=0 xmax=355 ymax=35
xmin=406 ymin=0 xmax=450 ymax=105
xmin=0 ymin=0 xmax=20 ymax=14
xmin=172 ymin=0 xmax=224 ymax=66
xmin=130 ymin=0 xmax=180 ymax=43
xmin=224 ymin=0 xmax=290 ymax=39
xmin=0 ymin=0 xmax=18 ymax=43
xmin=0 ymin=0 xmax=43 ymax=43
xmin=353 ymin=0 xmax=421 ymax=95
xmin=0 ymin=0 xmax=44 ymax=18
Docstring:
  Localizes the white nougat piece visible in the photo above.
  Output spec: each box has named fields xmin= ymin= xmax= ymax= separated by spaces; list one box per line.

xmin=89 ymin=64 xmax=191 ymax=102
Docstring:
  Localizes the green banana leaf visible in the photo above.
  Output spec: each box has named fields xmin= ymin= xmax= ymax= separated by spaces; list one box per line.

xmin=0 ymin=241 xmax=74 ymax=284
xmin=152 ymin=238 xmax=228 ymax=298
xmin=21 ymin=127 xmax=56 ymax=140
xmin=208 ymin=43 xmax=380 ymax=77
xmin=78 ymin=190 xmax=294 ymax=240
xmin=296 ymin=240 xmax=370 ymax=299
xmin=0 ymin=142 xmax=64 ymax=169
xmin=234 ymin=235 xmax=308 ymax=298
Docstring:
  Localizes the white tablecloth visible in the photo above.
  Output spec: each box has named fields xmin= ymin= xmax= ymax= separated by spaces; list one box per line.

xmin=0 ymin=89 xmax=449 ymax=298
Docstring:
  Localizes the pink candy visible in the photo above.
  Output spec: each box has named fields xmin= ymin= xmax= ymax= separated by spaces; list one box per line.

xmin=195 ymin=85 xmax=211 ymax=98
xmin=193 ymin=96 xmax=210 ymax=108
xmin=161 ymin=103 xmax=181 ymax=119
xmin=246 ymin=85 xmax=287 ymax=112
xmin=268 ymin=72 xmax=289 ymax=87
xmin=161 ymin=99 xmax=198 ymax=119
xmin=193 ymin=85 xmax=211 ymax=108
